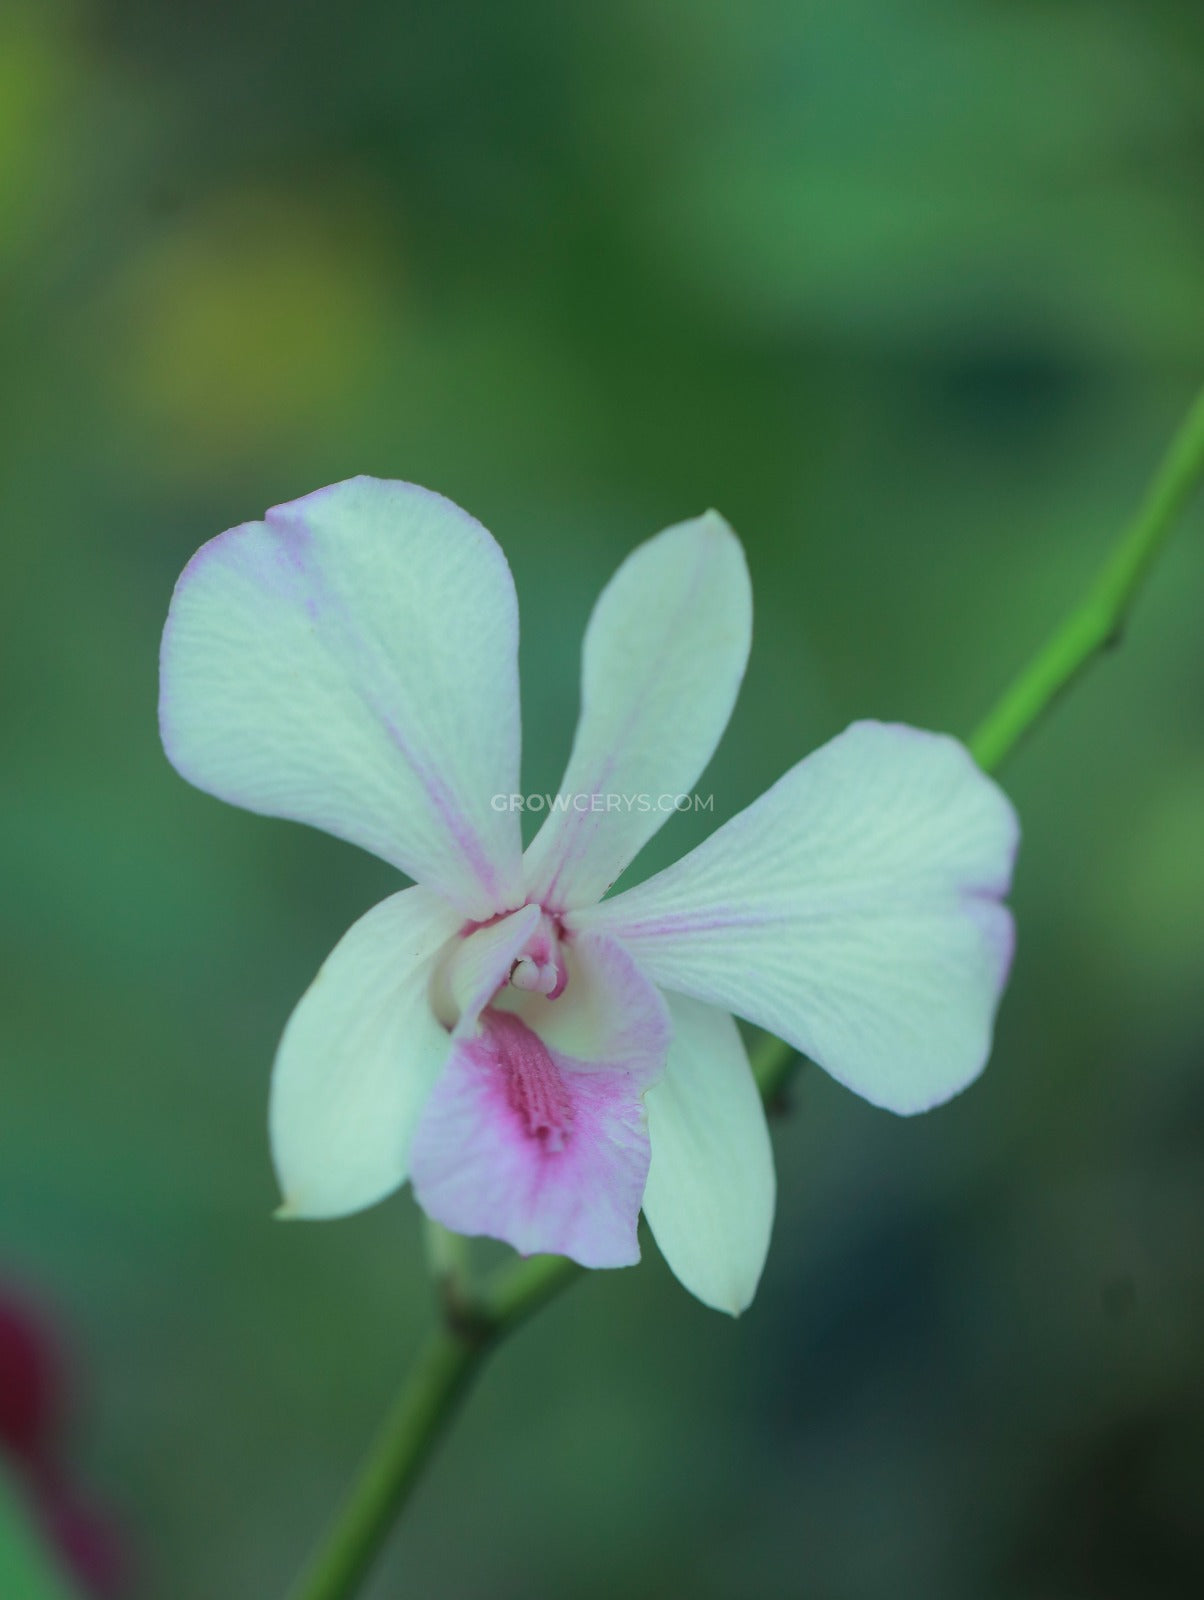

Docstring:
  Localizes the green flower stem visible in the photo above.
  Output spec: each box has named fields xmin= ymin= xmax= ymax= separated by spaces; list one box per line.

xmin=285 ymin=1326 xmax=485 ymax=1600
xmin=969 ymin=383 xmax=1204 ymax=774
xmin=287 ymin=1251 xmax=582 ymax=1600
xmin=752 ymin=1034 xmax=803 ymax=1106
xmin=285 ymin=382 xmax=1204 ymax=1600
xmin=483 ymin=1248 xmax=583 ymax=1331
xmin=422 ymin=1218 xmax=470 ymax=1288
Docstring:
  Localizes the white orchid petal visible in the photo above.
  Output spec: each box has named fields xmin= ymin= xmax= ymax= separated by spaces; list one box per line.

xmin=643 ymin=996 xmax=775 ymax=1315
xmin=160 ymin=477 xmax=523 ymax=919
xmin=271 ymin=886 xmax=461 ymax=1219
xmin=524 ymin=511 xmax=751 ymax=912
xmin=574 ymin=722 xmax=1018 ymax=1115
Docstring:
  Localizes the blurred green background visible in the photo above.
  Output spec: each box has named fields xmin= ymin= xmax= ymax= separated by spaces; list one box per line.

xmin=3 ymin=0 xmax=1204 ymax=1595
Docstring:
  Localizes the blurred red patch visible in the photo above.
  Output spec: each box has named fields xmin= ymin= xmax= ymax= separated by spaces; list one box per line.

xmin=0 ymin=1287 xmax=126 ymax=1597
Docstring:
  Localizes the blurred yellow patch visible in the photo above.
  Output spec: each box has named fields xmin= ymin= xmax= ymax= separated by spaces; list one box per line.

xmin=0 ymin=0 xmax=83 ymax=270
xmin=102 ymin=189 xmax=399 ymax=474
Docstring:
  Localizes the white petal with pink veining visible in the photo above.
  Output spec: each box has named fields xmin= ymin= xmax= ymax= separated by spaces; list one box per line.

xmin=573 ymin=722 xmax=1018 ymax=1115
xmin=523 ymin=511 xmax=751 ymax=912
xmin=160 ymin=477 xmax=523 ymax=919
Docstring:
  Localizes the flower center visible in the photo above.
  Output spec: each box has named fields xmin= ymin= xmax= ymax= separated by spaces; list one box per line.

xmin=508 ymin=910 xmax=568 ymax=999
xmin=483 ymin=1008 xmax=574 ymax=1150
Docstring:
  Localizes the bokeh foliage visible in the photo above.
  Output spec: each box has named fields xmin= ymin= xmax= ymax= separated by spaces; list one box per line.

xmin=2 ymin=1 xmax=1203 ymax=1595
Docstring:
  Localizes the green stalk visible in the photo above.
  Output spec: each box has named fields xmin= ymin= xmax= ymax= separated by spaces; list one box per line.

xmin=968 ymin=385 xmax=1204 ymax=773
xmin=286 ymin=1327 xmax=488 ymax=1600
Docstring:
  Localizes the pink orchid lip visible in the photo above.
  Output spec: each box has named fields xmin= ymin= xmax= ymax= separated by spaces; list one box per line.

xmin=409 ymin=930 xmax=670 ymax=1267
xmin=487 ymin=1009 xmax=574 ymax=1151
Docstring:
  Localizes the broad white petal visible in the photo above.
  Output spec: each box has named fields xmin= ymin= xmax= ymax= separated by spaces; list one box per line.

xmin=643 ymin=996 xmax=775 ymax=1315
xmin=271 ymin=885 xmax=461 ymax=1219
xmin=410 ymin=933 xmax=671 ymax=1267
xmin=160 ymin=477 xmax=523 ymax=919
xmin=573 ymin=722 xmax=1019 ymax=1114
xmin=523 ymin=511 xmax=751 ymax=912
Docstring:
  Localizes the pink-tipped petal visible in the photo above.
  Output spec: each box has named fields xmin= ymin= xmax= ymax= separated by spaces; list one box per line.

xmin=524 ymin=511 xmax=751 ymax=912
xmin=160 ymin=478 xmax=524 ymax=920
xmin=409 ymin=933 xmax=671 ymax=1266
xmin=573 ymin=722 xmax=1019 ymax=1115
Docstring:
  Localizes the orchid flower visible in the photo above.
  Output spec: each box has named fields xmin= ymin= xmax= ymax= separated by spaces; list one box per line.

xmin=159 ymin=478 xmax=1018 ymax=1313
